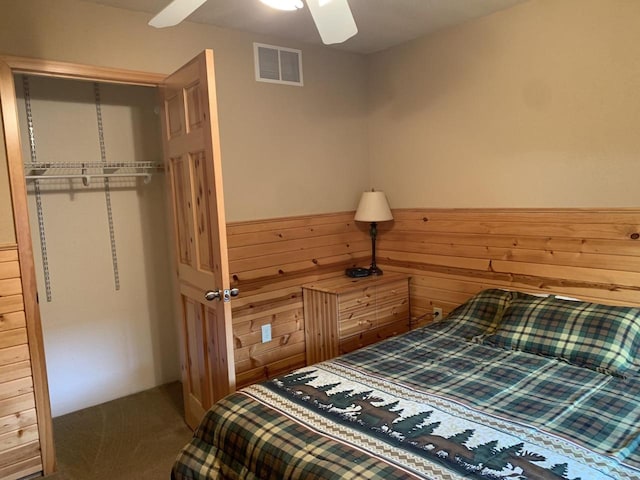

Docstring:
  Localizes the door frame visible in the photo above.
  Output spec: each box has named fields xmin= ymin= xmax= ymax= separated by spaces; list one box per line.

xmin=0 ymin=54 xmax=166 ymax=475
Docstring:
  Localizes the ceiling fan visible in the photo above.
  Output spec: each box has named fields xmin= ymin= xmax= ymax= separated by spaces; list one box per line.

xmin=148 ymin=0 xmax=358 ymax=45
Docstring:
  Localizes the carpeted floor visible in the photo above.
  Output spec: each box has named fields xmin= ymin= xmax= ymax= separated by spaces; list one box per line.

xmin=45 ymin=382 xmax=193 ymax=480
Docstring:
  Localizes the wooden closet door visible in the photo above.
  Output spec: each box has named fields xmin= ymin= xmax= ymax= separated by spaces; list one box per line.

xmin=160 ymin=50 xmax=236 ymax=429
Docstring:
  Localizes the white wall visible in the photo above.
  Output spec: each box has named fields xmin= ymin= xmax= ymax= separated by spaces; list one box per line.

xmin=16 ymin=76 xmax=178 ymax=416
xmin=368 ymin=0 xmax=640 ymax=208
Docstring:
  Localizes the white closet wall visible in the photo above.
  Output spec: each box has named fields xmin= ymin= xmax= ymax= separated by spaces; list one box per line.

xmin=15 ymin=76 xmax=179 ymax=417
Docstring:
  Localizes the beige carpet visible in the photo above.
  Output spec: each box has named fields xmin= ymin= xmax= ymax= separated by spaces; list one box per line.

xmin=45 ymin=382 xmax=193 ymax=480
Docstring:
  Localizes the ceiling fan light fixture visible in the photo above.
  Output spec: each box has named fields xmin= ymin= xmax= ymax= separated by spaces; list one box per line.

xmin=259 ymin=0 xmax=304 ymax=11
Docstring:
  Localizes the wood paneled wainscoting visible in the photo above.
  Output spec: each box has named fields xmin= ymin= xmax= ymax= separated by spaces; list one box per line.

xmin=0 ymin=246 xmax=43 ymax=479
xmin=377 ymin=209 xmax=640 ymax=325
xmin=225 ymin=208 xmax=640 ymax=387
xmin=227 ymin=212 xmax=369 ymax=388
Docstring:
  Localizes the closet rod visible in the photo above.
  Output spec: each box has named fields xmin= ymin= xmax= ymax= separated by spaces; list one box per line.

xmin=24 ymin=172 xmax=155 ymax=184
xmin=24 ymin=161 xmax=162 ymax=172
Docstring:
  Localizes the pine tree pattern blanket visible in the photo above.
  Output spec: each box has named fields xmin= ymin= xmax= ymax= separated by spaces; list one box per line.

xmin=172 ymin=328 xmax=640 ymax=479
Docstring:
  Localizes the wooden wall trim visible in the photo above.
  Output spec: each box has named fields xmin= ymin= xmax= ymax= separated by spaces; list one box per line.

xmin=0 ymin=61 xmax=54 ymax=474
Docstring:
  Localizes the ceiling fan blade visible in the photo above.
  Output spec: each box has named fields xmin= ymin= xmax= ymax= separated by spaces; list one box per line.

xmin=306 ymin=0 xmax=358 ymax=45
xmin=148 ymin=0 xmax=207 ymax=28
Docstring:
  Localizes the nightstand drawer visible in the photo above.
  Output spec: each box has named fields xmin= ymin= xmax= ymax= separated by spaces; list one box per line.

xmin=338 ymin=291 xmax=374 ymax=310
xmin=339 ymin=309 xmax=377 ymax=338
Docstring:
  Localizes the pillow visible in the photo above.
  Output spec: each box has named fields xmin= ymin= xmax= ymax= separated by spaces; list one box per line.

xmin=483 ymin=296 xmax=640 ymax=376
xmin=430 ymin=289 xmax=514 ymax=340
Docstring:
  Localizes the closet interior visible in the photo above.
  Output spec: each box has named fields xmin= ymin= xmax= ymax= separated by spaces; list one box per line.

xmin=13 ymin=74 xmax=179 ymax=418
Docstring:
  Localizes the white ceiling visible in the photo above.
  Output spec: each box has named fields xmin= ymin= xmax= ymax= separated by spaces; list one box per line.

xmin=80 ymin=0 xmax=529 ymax=54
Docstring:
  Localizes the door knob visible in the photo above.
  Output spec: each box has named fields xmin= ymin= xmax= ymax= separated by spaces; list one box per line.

xmin=204 ymin=288 xmax=240 ymax=302
xmin=204 ymin=290 xmax=221 ymax=301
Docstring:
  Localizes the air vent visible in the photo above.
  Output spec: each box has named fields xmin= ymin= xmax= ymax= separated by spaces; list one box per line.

xmin=254 ymin=43 xmax=303 ymax=86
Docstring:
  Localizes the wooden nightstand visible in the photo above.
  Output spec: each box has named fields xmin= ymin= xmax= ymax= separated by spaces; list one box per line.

xmin=303 ymin=272 xmax=410 ymax=364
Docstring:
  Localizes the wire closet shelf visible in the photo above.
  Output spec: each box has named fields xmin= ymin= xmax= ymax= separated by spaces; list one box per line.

xmin=24 ymin=161 xmax=164 ymax=186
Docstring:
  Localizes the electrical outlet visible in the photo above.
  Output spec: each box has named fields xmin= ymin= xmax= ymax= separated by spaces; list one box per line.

xmin=261 ymin=324 xmax=272 ymax=343
xmin=433 ymin=307 xmax=443 ymax=320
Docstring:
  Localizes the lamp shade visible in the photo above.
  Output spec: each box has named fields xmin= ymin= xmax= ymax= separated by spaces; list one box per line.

xmin=354 ymin=191 xmax=393 ymax=222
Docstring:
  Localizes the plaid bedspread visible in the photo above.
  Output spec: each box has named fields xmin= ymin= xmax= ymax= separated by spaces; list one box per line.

xmin=173 ymin=327 xmax=640 ymax=479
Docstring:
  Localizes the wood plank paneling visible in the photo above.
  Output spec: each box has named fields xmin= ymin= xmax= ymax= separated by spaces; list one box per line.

xmin=378 ymin=209 xmax=640 ymax=327
xmin=0 ymin=329 xmax=27 ymax=350
xmin=0 ymin=409 xmax=37 ymax=436
xmin=231 ymin=241 xmax=369 ymax=273
xmin=0 ymin=346 xmax=30 ymax=368
xmin=0 ymin=245 xmax=41 ymax=477
xmin=0 ymin=394 xmax=35 ymax=419
xmin=0 ymin=378 xmax=33 ymax=402
xmin=0 ymin=441 xmax=40 ymax=472
xmin=0 ymin=312 xmax=25 ymax=333
xmin=0 ymin=453 xmax=41 ymax=480
xmin=227 ymin=212 xmax=368 ymax=388
xmin=0 ymin=262 xmax=20 ymax=281
xmin=227 ymin=208 xmax=640 ymax=387
xmin=228 ymin=212 xmax=357 ymax=237
xmin=0 ymin=361 xmax=32 ymax=384
xmin=0 ymin=424 xmax=39 ymax=452
xmin=0 ymin=250 xmax=18 ymax=263
xmin=0 ymin=296 xmax=24 ymax=315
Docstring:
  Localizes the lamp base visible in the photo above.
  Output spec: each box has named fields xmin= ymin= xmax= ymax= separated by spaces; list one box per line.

xmin=345 ymin=267 xmax=371 ymax=278
xmin=369 ymin=265 xmax=383 ymax=276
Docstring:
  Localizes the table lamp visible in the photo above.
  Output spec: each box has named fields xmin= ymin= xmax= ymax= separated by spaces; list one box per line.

xmin=354 ymin=190 xmax=393 ymax=275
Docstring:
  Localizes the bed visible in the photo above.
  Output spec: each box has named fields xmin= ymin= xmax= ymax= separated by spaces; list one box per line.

xmin=172 ymin=289 xmax=640 ymax=479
